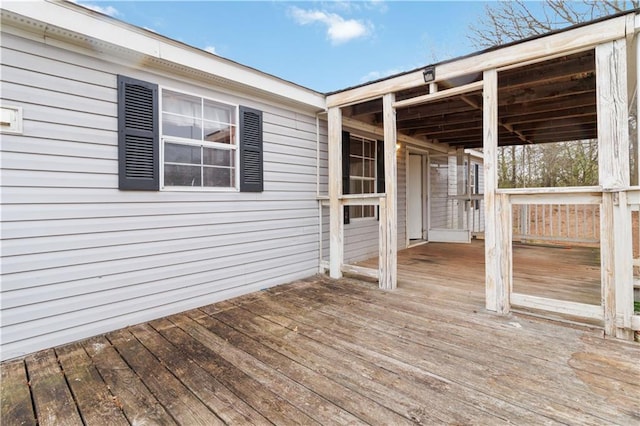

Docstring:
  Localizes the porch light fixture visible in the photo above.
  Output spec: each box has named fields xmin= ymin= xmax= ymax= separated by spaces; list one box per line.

xmin=423 ymin=66 xmax=435 ymax=83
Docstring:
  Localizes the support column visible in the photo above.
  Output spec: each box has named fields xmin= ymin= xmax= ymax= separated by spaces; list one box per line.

xmin=597 ymin=39 xmax=633 ymax=338
xmin=328 ymin=107 xmax=343 ymax=279
xmin=379 ymin=93 xmax=397 ymax=290
xmin=483 ymin=69 xmax=509 ymax=314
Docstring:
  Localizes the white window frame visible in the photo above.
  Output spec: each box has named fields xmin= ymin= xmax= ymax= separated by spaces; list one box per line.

xmin=349 ymin=134 xmax=377 ymax=220
xmin=159 ymin=87 xmax=240 ymax=191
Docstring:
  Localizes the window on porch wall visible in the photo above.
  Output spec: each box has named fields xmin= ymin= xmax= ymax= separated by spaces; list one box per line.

xmin=341 ymin=132 xmax=384 ymax=223
xmin=349 ymin=135 xmax=377 ymax=219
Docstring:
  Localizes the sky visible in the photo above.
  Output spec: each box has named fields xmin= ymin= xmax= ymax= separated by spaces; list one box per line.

xmin=72 ymin=0 xmax=506 ymax=92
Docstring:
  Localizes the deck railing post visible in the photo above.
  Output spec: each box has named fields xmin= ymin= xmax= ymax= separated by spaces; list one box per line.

xmin=380 ymin=93 xmax=397 ymax=290
xmin=597 ymin=39 xmax=634 ymax=338
xmin=328 ymin=107 xmax=344 ymax=279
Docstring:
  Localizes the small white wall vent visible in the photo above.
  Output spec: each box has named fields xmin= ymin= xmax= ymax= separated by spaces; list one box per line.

xmin=0 ymin=106 xmax=23 ymax=134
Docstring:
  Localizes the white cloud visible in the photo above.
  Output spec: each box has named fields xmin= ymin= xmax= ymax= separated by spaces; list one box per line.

xmin=289 ymin=6 xmax=371 ymax=45
xmin=71 ymin=1 xmax=119 ymax=17
xmin=204 ymin=46 xmax=217 ymax=55
xmin=360 ymin=68 xmax=404 ymax=84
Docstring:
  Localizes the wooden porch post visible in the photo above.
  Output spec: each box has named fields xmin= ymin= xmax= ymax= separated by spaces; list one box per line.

xmin=483 ymin=69 xmax=510 ymax=314
xmin=328 ymin=106 xmax=344 ymax=279
xmin=596 ymin=39 xmax=634 ymax=338
xmin=379 ymin=93 xmax=397 ymax=290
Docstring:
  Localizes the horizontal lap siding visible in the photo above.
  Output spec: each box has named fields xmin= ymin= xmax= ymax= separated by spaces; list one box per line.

xmin=0 ymin=33 xmax=321 ymax=360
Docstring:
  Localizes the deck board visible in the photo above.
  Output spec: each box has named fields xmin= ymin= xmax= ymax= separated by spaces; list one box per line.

xmin=1 ymin=243 xmax=638 ymax=425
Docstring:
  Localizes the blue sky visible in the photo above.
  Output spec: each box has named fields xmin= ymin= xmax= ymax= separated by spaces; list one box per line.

xmin=74 ymin=1 xmax=503 ymax=92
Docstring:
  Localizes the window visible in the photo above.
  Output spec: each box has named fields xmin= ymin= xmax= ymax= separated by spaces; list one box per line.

xmin=349 ymin=134 xmax=377 ymax=219
xmin=161 ymin=89 xmax=238 ymax=189
xmin=118 ymin=75 xmax=263 ymax=192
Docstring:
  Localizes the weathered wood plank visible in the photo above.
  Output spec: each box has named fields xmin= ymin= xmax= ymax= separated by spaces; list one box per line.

xmin=154 ymin=314 xmax=318 ymax=425
xmin=380 ymin=92 xmax=398 ymax=290
xmin=0 ymin=360 xmax=36 ymax=425
xmin=483 ymin=68 xmax=502 ymax=312
xmin=328 ymin=106 xmax=344 ymax=278
xmin=24 ymin=349 xmax=82 ymax=426
xmin=187 ymin=308 xmax=406 ymax=425
xmin=255 ymin=285 xmax=635 ymax=424
xmin=178 ymin=312 xmax=366 ymax=425
xmin=55 ymin=342 xmax=129 ymax=425
xmin=213 ymin=303 xmax=500 ymax=424
xmin=282 ymin=279 xmax=640 ymax=413
xmin=129 ymin=322 xmax=272 ymax=425
xmin=107 ymin=328 xmax=224 ymax=425
xmin=82 ymin=336 xmax=177 ymax=425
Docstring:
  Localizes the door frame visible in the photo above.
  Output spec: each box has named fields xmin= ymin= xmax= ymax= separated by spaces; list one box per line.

xmin=405 ymin=147 xmax=430 ymax=247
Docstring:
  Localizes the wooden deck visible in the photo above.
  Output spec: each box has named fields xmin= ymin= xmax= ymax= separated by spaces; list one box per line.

xmin=2 ymin=243 xmax=639 ymax=425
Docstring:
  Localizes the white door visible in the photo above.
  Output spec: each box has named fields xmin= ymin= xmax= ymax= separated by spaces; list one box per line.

xmin=408 ymin=154 xmax=424 ymax=240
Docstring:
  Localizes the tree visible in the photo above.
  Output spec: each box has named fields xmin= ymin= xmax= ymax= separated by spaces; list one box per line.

xmin=469 ymin=0 xmax=638 ymax=188
xmin=469 ymin=0 xmax=639 ymax=49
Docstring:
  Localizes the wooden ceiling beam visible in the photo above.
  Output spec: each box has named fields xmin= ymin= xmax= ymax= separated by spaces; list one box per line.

xmin=499 ymin=77 xmax=595 ymax=105
xmin=499 ymin=91 xmax=595 ymax=118
xmin=503 ymin=106 xmax=596 ymax=126
xmin=498 ymin=52 xmax=595 ymax=90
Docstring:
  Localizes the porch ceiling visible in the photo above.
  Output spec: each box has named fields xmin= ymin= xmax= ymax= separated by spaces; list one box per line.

xmin=343 ymin=50 xmax=597 ymax=149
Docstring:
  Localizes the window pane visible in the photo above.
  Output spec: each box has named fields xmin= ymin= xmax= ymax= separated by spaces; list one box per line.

xmin=363 ymin=180 xmax=374 ymax=193
xmin=163 ymin=90 xmax=201 ymax=118
xmin=364 ymin=140 xmax=374 ymax=158
xmin=163 ymin=113 xmax=202 ymax=139
xmin=203 ymin=167 xmax=233 ymax=187
xmin=364 ymin=206 xmax=375 ymax=217
xmin=204 ymin=121 xmax=234 ymax=144
xmin=350 ymin=139 xmax=363 ymax=156
xmin=203 ymin=148 xmax=233 ymax=167
xmin=350 ymin=158 xmax=363 ymax=177
xmin=350 ymin=179 xmax=362 ymax=194
xmin=164 ymin=164 xmax=201 ymax=186
xmin=165 ymin=143 xmax=201 ymax=164
xmin=204 ymin=100 xmax=234 ymax=124
xmin=351 ymin=205 xmax=363 ymax=218
xmin=364 ymin=159 xmax=374 ymax=177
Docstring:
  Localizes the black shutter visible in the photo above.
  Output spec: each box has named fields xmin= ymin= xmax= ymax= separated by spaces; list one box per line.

xmin=239 ymin=106 xmax=263 ymax=192
xmin=117 ymin=75 xmax=159 ymax=190
xmin=342 ymin=131 xmax=350 ymax=224
xmin=376 ymin=140 xmax=385 ymax=193
xmin=376 ymin=140 xmax=385 ymax=220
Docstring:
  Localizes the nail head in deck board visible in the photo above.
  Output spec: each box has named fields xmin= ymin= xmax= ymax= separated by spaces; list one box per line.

xmin=185 ymin=309 xmax=405 ymax=425
xmin=54 ymin=342 xmax=129 ymax=425
xmin=0 ymin=360 xmax=36 ymax=426
xmin=129 ymin=321 xmax=272 ymax=426
xmin=24 ymin=349 xmax=83 ymax=426
xmin=106 ymin=328 xmax=225 ymax=425
xmin=155 ymin=314 xmax=319 ymax=425
xmin=82 ymin=336 xmax=177 ymax=425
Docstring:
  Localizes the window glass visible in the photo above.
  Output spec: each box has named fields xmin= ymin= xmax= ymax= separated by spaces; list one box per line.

xmin=161 ymin=88 xmax=237 ymax=189
xmin=162 ymin=113 xmax=202 ymax=140
xmin=163 ymin=90 xmax=201 ymax=118
xmin=164 ymin=164 xmax=201 ymax=187
xmin=165 ymin=142 xmax=201 ymax=164
xmin=204 ymin=121 xmax=233 ymax=144
xmin=349 ymin=134 xmax=377 ymax=219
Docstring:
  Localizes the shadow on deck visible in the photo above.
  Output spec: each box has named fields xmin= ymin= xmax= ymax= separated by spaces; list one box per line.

xmin=1 ymin=244 xmax=638 ymax=424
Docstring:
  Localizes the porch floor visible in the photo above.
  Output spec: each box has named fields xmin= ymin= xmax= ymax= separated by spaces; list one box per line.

xmin=2 ymin=247 xmax=639 ymax=424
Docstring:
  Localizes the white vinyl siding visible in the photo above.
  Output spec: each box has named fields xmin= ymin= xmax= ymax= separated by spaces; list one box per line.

xmin=0 ymin=32 xmax=322 ymax=360
xmin=320 ymin=141 xmax=407 ymax=265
